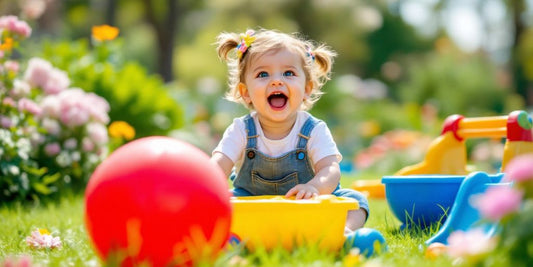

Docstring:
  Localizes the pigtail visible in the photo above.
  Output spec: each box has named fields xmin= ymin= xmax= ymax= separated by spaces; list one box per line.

xmin=216 ymin=32 xmax=240 ymax=61
xmin=311 ymin=44 xmax=337 ymax=81
xmin=299 ymin=43 xmax=337 ymax=110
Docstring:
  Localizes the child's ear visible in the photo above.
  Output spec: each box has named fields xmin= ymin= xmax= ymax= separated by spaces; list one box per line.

xmin=238 ymin=83 xmax=251 ymax=103
xmin=304 ymin=81 xmax=313 ymax=99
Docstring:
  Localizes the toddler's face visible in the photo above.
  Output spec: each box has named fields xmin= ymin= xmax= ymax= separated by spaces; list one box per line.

xmin=239 ymin=48 xmax=311 ymax=124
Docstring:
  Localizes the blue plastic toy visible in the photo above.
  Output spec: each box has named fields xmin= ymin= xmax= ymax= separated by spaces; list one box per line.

xmin=228 ymin=232 xmax=241 ymax=247
xmin=344 ymin=228 xmax=387 ymax=257
xmin=425 ymin=172 xmax=508 ymax=245
xmin=381 ymin=175 xmax=465 ymax=229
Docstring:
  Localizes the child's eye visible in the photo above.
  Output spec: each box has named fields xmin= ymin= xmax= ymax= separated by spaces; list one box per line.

xmin=257 ymin=72 xmax=269 ymax=78
xmin=283 ymin=71 xmax=295 ymax=77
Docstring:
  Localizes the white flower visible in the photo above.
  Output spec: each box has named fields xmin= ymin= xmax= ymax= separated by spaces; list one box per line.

xmin=25 ymin=228 xmax=62 ymax=249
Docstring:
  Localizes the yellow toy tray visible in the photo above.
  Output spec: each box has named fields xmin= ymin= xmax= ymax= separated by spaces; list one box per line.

xmin=230 ymin=195 xmax=359 ymax=251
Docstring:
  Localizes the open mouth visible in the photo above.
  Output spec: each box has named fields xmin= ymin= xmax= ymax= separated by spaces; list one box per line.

xmin=268 ymin=93 xmax=288 ymax=109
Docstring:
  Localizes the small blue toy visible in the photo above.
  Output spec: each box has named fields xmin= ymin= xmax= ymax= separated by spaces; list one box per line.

xmin=344 ymin=228 xmax=387 ymax=257
xmin=228 ymin=232 xmax=241 ymax=247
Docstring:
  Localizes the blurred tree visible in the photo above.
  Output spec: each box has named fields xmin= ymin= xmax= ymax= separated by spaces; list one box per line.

xmin=127 ymin=0 xmax=205 ymax=82
xmin=365 ymin=10 xmax=433 ymax=81
xmin=508 ymin=0 xmax=533 ymax=105
xmin=105 ymin=0 xmax=117 ymax=25
xmin=139 ymin=0 xmax=178 ymax=82
xmin=422 ymin=0 xmax=533 ymax=105
xmin=397 ymin=42 xmax=516 ymax=117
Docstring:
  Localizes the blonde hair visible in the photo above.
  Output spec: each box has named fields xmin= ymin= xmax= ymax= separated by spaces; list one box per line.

xmin=216 ymin=29 xmax=336 ymax=110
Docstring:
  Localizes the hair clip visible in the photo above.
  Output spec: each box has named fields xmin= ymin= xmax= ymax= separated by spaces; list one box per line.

xmin=306 ymin=46 xmax=315 ymax=61
xmin=236 ymin=30 xmax=256 ymax=59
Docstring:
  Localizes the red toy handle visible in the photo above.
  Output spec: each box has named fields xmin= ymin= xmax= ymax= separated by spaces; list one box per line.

xmin=441 ymin=110 xmax=532 ymax=142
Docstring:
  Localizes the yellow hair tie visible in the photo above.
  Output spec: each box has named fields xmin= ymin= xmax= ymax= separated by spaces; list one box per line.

xmin=236 ymin=30 xmax=256 ymax=59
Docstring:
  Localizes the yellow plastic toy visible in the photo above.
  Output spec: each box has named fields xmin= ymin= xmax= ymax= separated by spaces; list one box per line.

xmin=230 ymin=195 xmax=358 ymax=251
xmin=396 ymin=110 xmax=533 ymax=175
xmin=352 ymin=110 xmax=533 ymax=196
xmin=351 ymin=179 xmax=385 ymax=198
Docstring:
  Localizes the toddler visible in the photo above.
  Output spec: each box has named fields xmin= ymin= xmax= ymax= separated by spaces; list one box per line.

xmin=211 ymin=29 xmax=368 ymax=232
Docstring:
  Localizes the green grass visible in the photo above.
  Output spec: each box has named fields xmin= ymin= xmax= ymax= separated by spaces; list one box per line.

xmin=0 ymin=174 xmax=457 ymax=266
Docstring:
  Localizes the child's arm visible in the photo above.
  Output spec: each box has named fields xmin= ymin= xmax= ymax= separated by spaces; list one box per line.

xmin=211 ymin=152 xmax=234 ymax=177
xmin=285 ymin=155 xmax=341 ymax=199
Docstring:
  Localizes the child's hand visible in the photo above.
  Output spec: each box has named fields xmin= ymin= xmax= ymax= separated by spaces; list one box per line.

xmin=285 ymin=184 xmax=319 ymax=199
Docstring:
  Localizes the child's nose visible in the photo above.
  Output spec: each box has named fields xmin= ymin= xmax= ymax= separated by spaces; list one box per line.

xmin=270 ymin=77 xmax=283 ymax=86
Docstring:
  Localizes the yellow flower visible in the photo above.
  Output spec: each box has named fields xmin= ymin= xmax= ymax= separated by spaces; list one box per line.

xmin=108 ymin=121 xmax=135 ymax=140
xmin=0 ymin=37 xmax=14 ymax=51
xmin=38 ymin=228 xmax=50 ymax=235
xmin=343 ymin=249 xmax=362 ymax=266
xmin=92 ymin=25 xmax=119 ymax=41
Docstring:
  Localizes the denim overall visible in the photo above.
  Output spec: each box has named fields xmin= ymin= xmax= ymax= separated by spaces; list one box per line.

xmin=232 ymin=114 xmax=317 ymax=196
xmin=230 ymin=114 xmax=371 ymax=218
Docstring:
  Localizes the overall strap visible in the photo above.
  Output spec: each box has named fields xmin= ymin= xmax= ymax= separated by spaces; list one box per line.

xmin=297 ymin=116 xmax=319 ymax=149
xmin=244 ymin=114 xmax=259 ymax=149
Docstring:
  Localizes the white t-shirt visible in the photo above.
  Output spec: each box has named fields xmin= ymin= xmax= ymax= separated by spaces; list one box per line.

xmin=213 ymin=111 xmax=342 ymax=175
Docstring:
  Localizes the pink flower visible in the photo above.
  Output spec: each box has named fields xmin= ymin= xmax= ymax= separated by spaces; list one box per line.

xmin=44 ymin=143 xmax=61 ymax=156
xmin=24 ymin=58 xmax=53 ymax=87
xmin=23 ymin=58 xmax=70 ymax=95
xmin=25 ymin=229 xmax=62 ymax=249
xmin=447 ymin=229 xmax=496 ymax=260
xmin=60 ymin=105 xmax=90 ymax=127
xmin=39 ymin=95 xmax=60 ymax=118
xmin=82 ymin=137 xmax=95 ymax=152
xmin=18 ymin=98 xmax=42 ymax=116
xmin=4 ymin=60 xmax=20 ymax=73
xmin=0 ymin=116 xmax=13 ymax=128
xmin=49 ymin=88 xmax=109 ymax=127
xmin=87 ymin=122 xmax=108 ymax=145
xmin=42 ymin=68 xmax=69 ymax=95
xmin=471 ymin=186 xmax=523 ymax=221
xmin=85 ymin=92 xmax=110 ymax=124
xmin=63 ymin=138 xmax=77 ymax=149
xmin=504 ymin=154 xmax=533 ymax=183
xmin=41 ymin=118 xmax=60 ymax=136
xmin=3 ymin=97 xmax=15 ymax=107
xmin=10 ymin=79 xmax=31 ymax=98
xmin=1 ymin=255 xmax=33 ymax=267
xmin=0 ymin=15 xmax=32 ymax=38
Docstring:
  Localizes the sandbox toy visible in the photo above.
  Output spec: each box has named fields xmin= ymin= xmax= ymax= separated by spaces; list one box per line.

xmin=381 ymin=110 xmax=533 ymax=229
xmin=230 ymin=195 xmax=358 ymax=251
xmin=425 ymin=171 xmax=509 ymax=245
xmin=382 ymin=174 xmax=467 ymax=228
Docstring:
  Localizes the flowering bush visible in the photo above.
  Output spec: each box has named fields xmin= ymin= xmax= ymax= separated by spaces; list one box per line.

xmin=0 ymin=15 xmax=110 ymax=202
xmin=353 ymin=129 xmax=432 ymax=173
xmin=38 ymin=31 xmax=184 ymax=139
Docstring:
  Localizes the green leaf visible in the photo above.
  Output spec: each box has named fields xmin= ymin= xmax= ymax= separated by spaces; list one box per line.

xmin=42 ymin=173 xmax=62 ymax=185
xmin=21 ymin=165 xmax=48 ymax=176
xmin=32 ymin=183 xmax=51 ymax=195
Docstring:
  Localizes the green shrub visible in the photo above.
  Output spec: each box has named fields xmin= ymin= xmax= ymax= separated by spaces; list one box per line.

xmin=0 ymin=16 xmax=110 ymax=202
xmin=38 ymin=39 xmax=184 ymax=138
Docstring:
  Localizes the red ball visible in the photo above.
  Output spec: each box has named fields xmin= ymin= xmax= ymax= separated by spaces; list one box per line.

xmin=84 ymin=136 xmax=231 ymax=266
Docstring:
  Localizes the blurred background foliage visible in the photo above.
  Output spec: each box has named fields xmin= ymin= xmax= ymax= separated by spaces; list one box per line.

xmin=2 ymin=0 xmax=532 ymax=175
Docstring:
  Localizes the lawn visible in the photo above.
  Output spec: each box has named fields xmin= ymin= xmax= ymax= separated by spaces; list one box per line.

xmin=0 ymin=174 xmax=457 ymax=267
